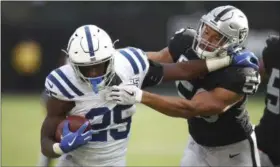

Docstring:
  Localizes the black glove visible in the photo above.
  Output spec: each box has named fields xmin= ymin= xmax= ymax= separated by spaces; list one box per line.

xmin=262 ymin=35 xmax=280 ymax=57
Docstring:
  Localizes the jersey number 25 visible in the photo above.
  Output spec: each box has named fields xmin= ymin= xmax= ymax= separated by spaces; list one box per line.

xmin=85 ymin=105 xmax=133 ymax=141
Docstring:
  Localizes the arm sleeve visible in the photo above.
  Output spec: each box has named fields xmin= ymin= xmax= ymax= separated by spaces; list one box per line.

xmin=141 ymin=60 xmax=163 ymax=89
xmin=40 ymin=89 xmax=50 ymax=105
xmin=168 ymin=28 xmax=196 ymax=62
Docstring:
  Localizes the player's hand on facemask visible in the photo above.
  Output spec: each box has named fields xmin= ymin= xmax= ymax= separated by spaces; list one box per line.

xmin=58 ymin=121 xmax=93 ymax=154
xmin=105 ymin=85 xmax=143 ymax=105
xmin=228 ymin=47 xmax=259 ymax=70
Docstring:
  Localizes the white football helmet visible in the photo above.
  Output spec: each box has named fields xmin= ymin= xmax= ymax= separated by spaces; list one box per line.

xmin=64 ymin=25 xmax=116 ymax=93
xmin=192 ymin=5 xmax=249 ymax=59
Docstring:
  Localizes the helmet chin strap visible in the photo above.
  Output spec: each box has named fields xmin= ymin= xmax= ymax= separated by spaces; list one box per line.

xmin=89 ymin=77 xmax=103 ymax=94
xmin=196 ymin=47 xmax=219 ymax=59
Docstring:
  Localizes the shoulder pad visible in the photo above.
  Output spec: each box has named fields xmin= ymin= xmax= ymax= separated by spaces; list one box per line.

xmin=168 ymin=28 xmax=196 ymax=62
xmin=216 ymin=67 xmax=260 ymax=95
xmin=44 ymin=65 xmax=85 ymax=101
xmin=115 ymin=47 xmax=150 ymax=84
xmin=170 ymin=28 xmax=196 ymax=44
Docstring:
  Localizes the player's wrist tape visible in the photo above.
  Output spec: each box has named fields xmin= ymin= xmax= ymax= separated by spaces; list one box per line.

xmin=135 ymin=90 xmax=143 ymax=103
xmin=206 ymin=56 xmax=231 ymax=72
xmin=53 ymin=143 xmax=64 ymax=155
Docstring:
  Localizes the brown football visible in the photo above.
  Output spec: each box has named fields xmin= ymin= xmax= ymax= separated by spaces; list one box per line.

xmin=55 ymin=115 xmax=91 ymax=142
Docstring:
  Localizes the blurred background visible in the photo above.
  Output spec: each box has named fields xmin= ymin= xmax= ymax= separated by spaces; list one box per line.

xmin=2 ymin=1 xmax=280 ymax=166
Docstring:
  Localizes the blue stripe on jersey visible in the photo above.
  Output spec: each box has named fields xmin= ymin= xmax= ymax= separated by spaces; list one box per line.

xmin=55 ymin=69 xmax=84 ymax=96
xmin=129 ymin=47 xmax=147 ymax=71
xmin=47 ymin=74 xmax=74 ymax=99
xmin=119 ymin=50 xmax=139 ymax=74
xmin=84 ymin=26 xmax=95 ymax=57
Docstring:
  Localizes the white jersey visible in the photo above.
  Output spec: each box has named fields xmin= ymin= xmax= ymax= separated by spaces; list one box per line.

xmin=45 ymin=47 xmax=150 ymax=166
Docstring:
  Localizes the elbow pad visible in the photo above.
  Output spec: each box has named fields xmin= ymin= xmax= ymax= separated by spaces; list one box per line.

xmin=142 ymin=60 xmax=163 ymax=88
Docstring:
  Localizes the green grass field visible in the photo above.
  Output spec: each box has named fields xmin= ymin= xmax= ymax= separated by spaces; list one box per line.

xmin=2 ymin=94 xmax=265 ymax=166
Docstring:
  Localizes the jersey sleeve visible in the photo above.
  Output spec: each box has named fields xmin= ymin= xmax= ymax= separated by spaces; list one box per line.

xmin=216 ymin=67 xmax=261 ymax=95
xmin=168 ymin=28 xmax=196 ymax=62
xmin=40 ymin=89 xmax=49 ymax=105
xmin=44 ymin=66 xmax=84 ymax=101
xmin=117 ymin=47 xmax=151 ymax=88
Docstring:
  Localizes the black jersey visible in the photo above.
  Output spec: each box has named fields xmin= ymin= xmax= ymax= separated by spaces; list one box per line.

xmin=255 ymin=36 xmax=280 ymax=165
xmin=169 ymin=28 xmax=260 ymax=147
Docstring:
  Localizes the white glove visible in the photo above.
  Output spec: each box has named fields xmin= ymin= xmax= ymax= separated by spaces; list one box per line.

xmin=105 ymin=85 xmax=143 ymax=105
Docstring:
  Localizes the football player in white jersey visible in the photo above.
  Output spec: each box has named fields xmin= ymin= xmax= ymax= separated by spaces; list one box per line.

xmin=40 ymin=24 xmax=259 ymax=166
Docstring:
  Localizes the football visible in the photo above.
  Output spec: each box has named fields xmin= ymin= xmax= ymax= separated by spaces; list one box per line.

xmin=55 ymin=115 xmax=92 ymax=142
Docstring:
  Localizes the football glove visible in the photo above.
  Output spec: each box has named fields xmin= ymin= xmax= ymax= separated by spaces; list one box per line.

xmin=105 ymin=85 xmax=143 ymax=105
xmin=228 ymin=46 xmax=260 ymax=70
xmin=56 ymin=121 xmax=93 ymax=154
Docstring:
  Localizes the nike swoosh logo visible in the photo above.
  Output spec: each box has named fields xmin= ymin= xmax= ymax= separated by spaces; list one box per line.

xmin=68 ymin=136 xmax=77 ymax=146
xmin=124 ymin=90 xmax=134 ymax=96
xmin=47 ymin=81 xmax=53 ymax=88
xmin=229 ymin=153 xmax=240 ymax=158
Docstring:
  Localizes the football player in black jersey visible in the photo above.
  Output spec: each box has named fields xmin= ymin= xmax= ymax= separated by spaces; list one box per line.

xmin=106 ymin=5 xmax=261 ymax=166
xmin=255 ymin=35 xmax=280 ymax=167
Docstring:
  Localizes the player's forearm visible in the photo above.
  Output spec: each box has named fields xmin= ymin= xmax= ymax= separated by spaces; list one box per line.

xmin=162 ymin=56 xmax=231 ymax=81
xmin=162 ymin=60 xmax=208 ymax=81
xmin=41 ymin=117 xmax=62 ymax=158
xmin=141 ymin=91 xmax=198 ymax=119
xmin=146 ymin=52 xmax=164 ymax=62
xmin=146 ymin=48 xmax=174 ymax=63
xmin=190 ymin=100 xmax=224 ymax=117
xmin=141 ymin=91 xmax=225 ymax=118
xmin=41 ymin=137 xmax=61 ymax=158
